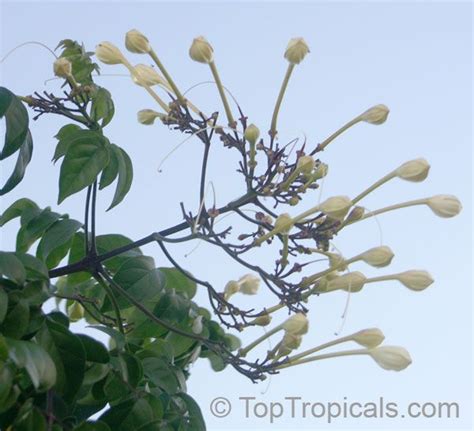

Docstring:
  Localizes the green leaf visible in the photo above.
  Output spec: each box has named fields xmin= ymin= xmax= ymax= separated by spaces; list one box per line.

xmin=107 ymin=146 xmax=133 ymax=211
xmin=15 ymin=253 xmax=49 ymax=281
xmin=36 ymin=218 xmax=82 ymax=268
xmin=0 ymin=287 xmax=8 ymax=324
xmin=0 ymin=299 xmax=29 ymax=338
xmin=0 ymin=130 xmax=33 ymax=196
xmin=103 ymin=256 xmax=162 ymax=311
xmin=16 ymin=207 xmax=62 ymax=253
xmin=90 ymin=87 xmax=114 ymax=127
xmin=5 ymin=337 xmax=57 ymax=390
xmin=160 ymin=267 xmax=197 ymax=299
xmin=74 ymin=421 xmax=112 ymax=431
xmin=0 ymin=198 xmax=38 ymax=227
xmin=142 ymin=357 xmax=181 ymax=394
xmin=177 ymin=393 xmax=206 ymax=431
xmin=57 ymin=39 xmax=99 ymax=85
xmin=37 ymin=318 xmax=86 ymax=402
xmin=13 ymin=405 xmax=47 ymax=431
xmin=77 ymin=334 xmax=109 ymax=364
xmin=58 ymin=131 xmax=110 ymax=204
xmin=100 ymin=398 xmax=156 ymax=431
xmin=96 ymin=234 xmax=142 ymax=272
xmin=99 ymin=145 xmax=119 ymax=190
xmin=0 ymin=251 xmax=26 ymax=284
xmin=53 ymin=124 xmax=82 ymax=162
xmin=0 ymin=87 xmax=29 ymax=160
xmin=88 ymin=326 xmax=125 ymax=351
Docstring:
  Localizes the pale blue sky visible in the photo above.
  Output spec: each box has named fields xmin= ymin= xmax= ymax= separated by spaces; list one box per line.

xmin=0 ymin=1 xmax=472 ymax=430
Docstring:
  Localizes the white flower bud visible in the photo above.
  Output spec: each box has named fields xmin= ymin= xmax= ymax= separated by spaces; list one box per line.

xmin=67 ymin=301 xmax=84 ymax=322
xmin=368 ymin=346 xmax=412 ymax=371
xmin=351 ymin=328 xmax=385 ymax=348
xmin=319 ymin=195 xmax=353 ymax=220
xmin=137 ymin=109 xmax=163 ymax=125
xmin=326 ymin=271 xmax=367 ymax=293
xmin=345 ymin=206 xmax=365 ymax=223
xmin=327 ymin=252 xmax=346 ymax=269
xmin=224 ymin=280 xmax=240 ymax=300
xmin=252 ymin=314 xmax=272 ymax=327
xmin=313 ymin=162 xmax=328 ymax=179
xmin=359 ymin=246 xmax=394 ymax=268
xmin=284 ymin=37 xmax=310 ymax=65
xmin=132 ymin=64 xmax=164 ymax=87
xmin=237 ymin=274 xmax=260 ymax=295
xmin=282 ymin=313 xmax=309 ymax=335
xmin=395 ymin=270 xmax=434 ymax=291
xmin=189 ymin=36 xmax=214 ymax=64
xmin=192 ymin=315 xmax=203 ymax=334
xmin=274 ymin=213 xmax=294 ymax=233
xmin=359 ymin=104 xmax=390 ymax=125
xmin=395 ymin=158 xmax=430 ymax=182
xmin=95 ymin=42 xmax=126 ymax=65
xmin=281 ymin=332 xmax=302 ymax=350
xmin=125 ymin=29 xmax=151 ymax=54
xmin=426 ymin=195 xmax=462 ymax=218
xmin=53 ymin=58 xmax=72 ymax=78
xmin=296 ymin=155 xmax=315 ymax=175
xmin=244 ymin=124 xmax=260 ymax=145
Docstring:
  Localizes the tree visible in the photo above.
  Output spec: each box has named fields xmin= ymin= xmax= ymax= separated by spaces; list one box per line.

xmin=0 ymin=31 xmax=462 ymax=430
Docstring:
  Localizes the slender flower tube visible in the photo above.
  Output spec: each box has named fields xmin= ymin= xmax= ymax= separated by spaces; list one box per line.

xmin=276 ymin=345 xmax=411 ymax=372
xmin=318 ymin=104 xmax=390 ymax=151
xmin=189 ymin=36 xmax=235 ymax=127
xmin=270 ymin=38 xmax=309 ymax=137
xmin=352 ymin=158 xmax=431 ymax=204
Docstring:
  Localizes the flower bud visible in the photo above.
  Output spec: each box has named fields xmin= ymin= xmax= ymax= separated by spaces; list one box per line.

xmin=237 ymin=274 xmax=260 ymax=295
xmin=352 ymin=328 xmax=385 ymax=348
xmin=359 ymin=246 xmax=394 ymax=268
xmin=274 ymin=213 xmax=294 ymax=233
xmin=132 ymin=64 xmax=164 ymax=87
xmin=296 ymin=155 xmax=315 ymax=175
xmin=281 ymin=332 xmax=302 ymax=350
xmin=345 ymin=206 xmax=365 ymax=223
xmin=189 ymin=36 xmax=214 ymax=64
xmin=95 ymin=42 xmax=126 ymax=65
xmin=359 ymin=104 xmax=389 ymax=125
xmin=395 ymin=270 xmax=434 ymax=291
xmin=67 ymin=301 xmax=84 ymax=322
xmin=192 ymin=315 xmax=203 ymax=334
xmin=327 ymin=252 xmax=346 ymax=269
xmin=284 ymin=37 xmax=310 ymax=65
xmin=224 ymin=280 xmax=240 ymax=300
xmin=326 ymin=271 xmax=367 ymax=292
xmin=244 ymin=124 xmax=260 ymax=145
xmin=125 ymin=29 xmax=151 ymax=54
xmin=319 ymin=195 xmax=352 ymax=220
xmin=395 ymin=158 xmax=430 ymax=182
xmin=53 ymin=58 xmax=72 ymax=78
xmin=313 ymin=162 xmax=328 ymax=179
xmin=137 ymin=109 xmax=163 ymax=125
xmin=252 ymin=314 xmax=272 ymax=327
xmin=426 ymin=195 xmax=462 ymax=218
xmin=282 ymin=313 xmax=309 ymax=335
xmin=368 ymin=346 xmax=412 ymax=371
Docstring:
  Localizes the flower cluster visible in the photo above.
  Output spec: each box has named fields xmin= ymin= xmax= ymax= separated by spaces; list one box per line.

xmin=92 ymin=30 xmax=462 ymax=376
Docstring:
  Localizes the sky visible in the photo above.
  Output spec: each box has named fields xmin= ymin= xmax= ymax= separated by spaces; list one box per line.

xmin=0 ymin=1 xmax=472 ymax=430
